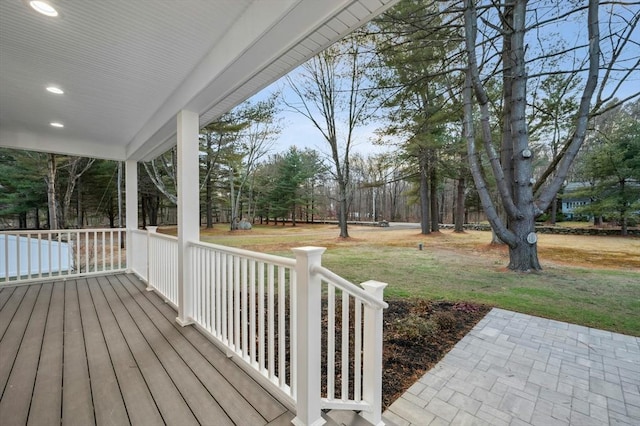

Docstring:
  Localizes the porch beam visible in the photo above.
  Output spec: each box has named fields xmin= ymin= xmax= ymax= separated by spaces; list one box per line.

xmin=176 ymin=110 xmax=199 ymax=326
xmin=125 ymin=160 xmax=138 ymax=272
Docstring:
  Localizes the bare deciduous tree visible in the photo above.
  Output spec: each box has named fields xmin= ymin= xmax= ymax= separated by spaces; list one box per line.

xmin=45 ymin=154 xmax=95 ymax=229
xmin=286 ymin=33 xmax=378 ymax=238
xmin=463 ymin=0 xmax=639 ymax=271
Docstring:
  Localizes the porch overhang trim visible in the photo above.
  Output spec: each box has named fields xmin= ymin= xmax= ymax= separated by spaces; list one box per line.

xmin=0 ymin=127 xmax=127 ymax=161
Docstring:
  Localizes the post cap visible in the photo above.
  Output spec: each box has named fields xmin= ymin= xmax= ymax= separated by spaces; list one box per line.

xmin=361 ymin=280 xmax=387 ymax=300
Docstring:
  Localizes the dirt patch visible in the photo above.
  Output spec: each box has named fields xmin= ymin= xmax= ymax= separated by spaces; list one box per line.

xmin=380 ymin=299 xmax=489 ymax=409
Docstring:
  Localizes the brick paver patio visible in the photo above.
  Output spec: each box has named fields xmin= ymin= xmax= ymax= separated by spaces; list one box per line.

xmin=383 ymin=308 xmax=640 ymax=425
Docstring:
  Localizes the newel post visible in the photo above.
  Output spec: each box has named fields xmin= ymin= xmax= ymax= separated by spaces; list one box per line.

xmin=145 ymin=226 xmax=157 ymax=291
xmin=292 ymin=247 xmax=326 ymax=426
xmin=361 ymin=280 xmax=387 ymax=426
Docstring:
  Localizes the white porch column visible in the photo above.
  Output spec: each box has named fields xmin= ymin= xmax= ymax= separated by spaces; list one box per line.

xmin=176 ymin=109 xmax=199 ymax=326
xmin=125 ymin=159 xmax=138 ymax=272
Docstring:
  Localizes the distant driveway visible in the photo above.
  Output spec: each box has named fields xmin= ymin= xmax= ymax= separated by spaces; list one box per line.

xmin=388 ymin=222 xmax=421 ymax=230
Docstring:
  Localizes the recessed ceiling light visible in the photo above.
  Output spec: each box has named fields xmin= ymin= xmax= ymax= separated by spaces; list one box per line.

xmin=46 ymin=86 xmax=64 ymax=94
xmin=29 ymin=1 xmax=58 ymax=17
xmin=50 ymin=122 xmax=64 ymax=128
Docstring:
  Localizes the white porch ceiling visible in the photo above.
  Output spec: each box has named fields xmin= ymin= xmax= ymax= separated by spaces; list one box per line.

xmin=0 ymin=0 xmax=399 ymax=161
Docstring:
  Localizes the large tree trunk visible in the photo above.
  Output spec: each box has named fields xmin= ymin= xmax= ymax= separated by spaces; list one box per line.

xmin=150 ymin=196 xmax=159 ymax=226
xmin=508 ymin=0 xmax=541 ymax=270
xmin=106 ymin=197 xmax=116 ymax=228
xmin=419 ymin=155 xmax=430 ymax=235
xmin=205 ymin=137 xmax=214 ymax=228
xmin=76 ymin=176 xmax=83 ymax=228
xmin=292 ymin=202 xmax=297 ymax=227
xmin=462 ymin=0 xmax=618 ymax=271
xmin=338 ymin=181 xmax=349 ymax=238
xmin=19 ymin=212 xmax=27 ymax=229
xmin=206 ymin=170 xmax=213 ymax=228
xmin=35 ymin=207 xmax=41 ymax=230
xmin=62 ymin=158 xmax=93 ymax=229
xmin=141 ymin=196 xmax=147 ymax=228
xmin=507 ymin=224 xmax=542 ymax=271
xmin=311 ymin=181 xmax=316 ymax=222
xmin=593 ymin=214 xmax=602 ymax=226
xmin=463 ymin=0 xmax=539 ymax=270
xmin=620 ymin=180 xmax=628 ymax=236
xmin=429 ymin=164 xmax=439 ymax=232
xmin=46 ymin=154 xmax=58 ymax=230
xmin=454 ymin=176 xmax=465 ymax=232
xmin=230 ymin=168 xmax=237 ymax=231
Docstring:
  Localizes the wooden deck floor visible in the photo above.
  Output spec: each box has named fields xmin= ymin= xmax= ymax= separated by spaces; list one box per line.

xmin=0 ymin=273 xmax=295 ymax=426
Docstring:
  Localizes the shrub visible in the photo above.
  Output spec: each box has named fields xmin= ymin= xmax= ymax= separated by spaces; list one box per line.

xmin=453 ymin=302 xmax=480 ymax=313
xmin=433 ymin=311 xmax=458 ymax=331
xmin=394 ymin=313 xmax=440 ymax=341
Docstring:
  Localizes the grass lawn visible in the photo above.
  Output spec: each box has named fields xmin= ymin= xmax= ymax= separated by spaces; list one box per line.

xmin=323 ymin=246 xmax=639 ymax=335
xmin=171 ymin=223 xmax=640 ymax=336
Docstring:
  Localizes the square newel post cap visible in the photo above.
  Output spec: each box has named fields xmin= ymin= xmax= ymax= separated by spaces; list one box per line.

xmin=292 ymin=246 xmax=327 ymax=259
xmin=361 ymin=280 xmax=387 ymax=301
xmin=146 ymin=226 xmax=158 ymax=233
xmin=292 ymin=246 xmax=327 ymax=254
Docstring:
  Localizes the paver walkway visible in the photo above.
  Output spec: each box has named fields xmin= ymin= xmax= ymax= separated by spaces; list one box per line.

xmin=383 ymin=308 xmax=640 ymax=426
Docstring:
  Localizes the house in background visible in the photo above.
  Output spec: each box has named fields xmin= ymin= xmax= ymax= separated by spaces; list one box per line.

xmin=0 ymin=1 xmax=399 ymax=424
xmin=560 ymin=182 xmax=592 ymax=220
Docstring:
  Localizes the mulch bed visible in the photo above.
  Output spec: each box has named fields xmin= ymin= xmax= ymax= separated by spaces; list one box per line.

xmin=380 ymin=300 xmax=490 ymax=409
xmin=261 ymin=296 xmax=489 ymax=411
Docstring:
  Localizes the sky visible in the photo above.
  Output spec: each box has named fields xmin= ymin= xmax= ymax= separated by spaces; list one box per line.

xmin=248 ymin=78 xmax=395 ymax=159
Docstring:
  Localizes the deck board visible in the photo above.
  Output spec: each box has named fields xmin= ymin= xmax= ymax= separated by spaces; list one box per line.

xmin=0 ymin=273 xmax=295 ymax=426
xmin=117 ymin=274 xmax=270 ymax=425
xmin=87 ymin=277 xmax=164 ymax=426
xmin=0 ymin=284 xmax=51 ymax=426
xmin=123 ymin=274 xmax=289 ymax=422
xmin=0 ymin=285 xmax=39 ymax=394
xmin=98 ymin=275 xmax=200 ymax=426
xmin=77 ymin=278 xmax=129 ymax=426
xmin=0 ymin=285 xmax=27 ymax=341
xmin=0 ymin=286 xmax=15 ymax=311
xmin=62 ymin=280 xmax=95 ymax=426
xmin=28 ymin=282 xmax=64 ymax=426
xmin=108 ymin=276 xmax=234 ymax=425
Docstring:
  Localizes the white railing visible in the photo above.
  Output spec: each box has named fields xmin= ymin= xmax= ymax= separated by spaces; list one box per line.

xmin=0 ymin=229 xmax=126 ymax=284
xmin=185 ymin=242 xmax=386 ymax=426
xmin=147 ymin=231 xmax=179 ymax=307
xmin=190 ymin=241 xmax=298 ymax=402
xmin=313 ymin=266 xmax=387 ymax=426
